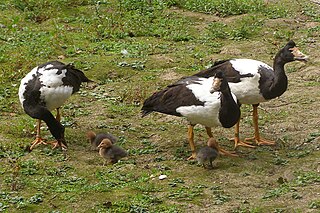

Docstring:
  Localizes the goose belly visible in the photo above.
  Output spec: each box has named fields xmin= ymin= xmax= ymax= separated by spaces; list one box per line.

xmin=229 ymin=59 xmax=272 ymax=104
xmin=40 ymin=85 xmax=73 ymax=111
xmin=176 ymin=103 xmax=221 ymax=127
xmin=229 ymin=79 xmax=266 ymax=104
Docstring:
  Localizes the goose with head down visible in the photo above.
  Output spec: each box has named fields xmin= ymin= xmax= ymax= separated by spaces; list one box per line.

xmin=19 ymin=61 xmax=91 ymax=150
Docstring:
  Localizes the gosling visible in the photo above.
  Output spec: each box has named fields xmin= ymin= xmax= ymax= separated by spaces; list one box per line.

xmin=196 ymin=138 xmax=219 ymax=169
xmin=87 ymin=130 xmax=117 ymax=150
xmin=97 ymin=139 xmax=127 ymax=165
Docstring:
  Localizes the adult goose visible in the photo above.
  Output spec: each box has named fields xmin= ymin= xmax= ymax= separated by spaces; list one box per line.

xmin=194 ymin=40 xmax=308 ymax=148
xmin=142 ymin=71 xmax=240 ymax=159
xmin=19 ymin=61 xmax=91 ymax=150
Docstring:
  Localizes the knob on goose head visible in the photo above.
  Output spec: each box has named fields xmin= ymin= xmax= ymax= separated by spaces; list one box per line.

xmin=210 ymin=71 xmax=228 ymax=93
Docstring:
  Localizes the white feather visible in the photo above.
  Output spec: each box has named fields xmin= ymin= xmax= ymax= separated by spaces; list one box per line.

xmin=19 ymin=63 xmax=73 ymax=111
xmin=229 ymin=59 xmax=273 ymax=104
xmin=176 ymin=77 xmax=237 ymax=127
xmin=40 ymin=85 xmax=73 ymax=111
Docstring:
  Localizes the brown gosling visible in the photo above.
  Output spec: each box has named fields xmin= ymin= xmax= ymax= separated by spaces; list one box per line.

xmin=87 ymin=130 xmax=117 ymax=150
xmin=97 ymin=139 xmax=127 ymax=165
xmin=196 ymin=138 xmax=219 ymax=169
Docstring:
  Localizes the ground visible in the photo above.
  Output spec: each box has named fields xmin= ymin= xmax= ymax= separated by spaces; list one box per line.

xmin=0 ymin=0 xmax=319 ymax=212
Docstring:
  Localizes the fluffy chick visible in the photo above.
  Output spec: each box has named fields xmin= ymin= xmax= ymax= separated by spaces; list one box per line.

xmin=98 ymin=139 xmax=127 ymax=165
xmin=196 ymin=138 xmax=219 ymax=169
xmin=87 ymin=130 xmax=117 ymax=150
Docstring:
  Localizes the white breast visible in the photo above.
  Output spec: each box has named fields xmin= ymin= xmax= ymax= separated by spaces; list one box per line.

xmin=40 ymin=86 xmax=73 ymax=111
xmin=19 ymin=64 xmax=73 ymax=111
xmin=229 ymin=59 xmax=273 ymax=104
xmin=176 ymin=77 xmax=237 ymax=127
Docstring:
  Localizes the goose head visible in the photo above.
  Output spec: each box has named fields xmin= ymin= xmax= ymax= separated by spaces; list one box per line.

xmin=280 ymin=40 xmax=308 ymax=63
xmin=210 ymin=71 xmax=228 ymax=94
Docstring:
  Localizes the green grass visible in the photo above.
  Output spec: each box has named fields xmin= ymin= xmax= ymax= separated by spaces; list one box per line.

xmin=263 ymin=170 xmax=320 ymax=200
xmin=1 ymin=0 xmax=320 ymax=212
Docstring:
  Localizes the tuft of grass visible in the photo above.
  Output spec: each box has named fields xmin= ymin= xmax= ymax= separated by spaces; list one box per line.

xmin=309 ymin=200 xmax=320 ymax=209
xmin=172 ymin=0 xmax=290 ymax=18
xmin=206 ymin=15 xmax=264 ymax=41
xmin=174 ymin=0 xmax=265 ymax=17
xmin=263 ymin=171 xmax=320 ymax=200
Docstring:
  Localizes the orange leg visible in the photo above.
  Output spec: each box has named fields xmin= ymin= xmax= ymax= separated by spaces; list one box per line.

xmin=205 ymin=127 xmax=238 ymax=157
xmin=205 ymin=127 xmax=213 ymax=138
xmin=233 ymin=120 xmax=256 ymax=149
xmin=187 ymin=125 xmax=196 ymax=160
xmin=29 ymin=119 xmax=48 ymax=150
xmin=244 ymin=104 xmax=275 ymax=145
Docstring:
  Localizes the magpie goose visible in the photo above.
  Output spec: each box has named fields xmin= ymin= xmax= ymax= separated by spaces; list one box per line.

xmin=87 ymin=130 xmax=118 ymax=150
xmin=98 ymin=139 xmax=128 ymax=165
xmin=194 ymin=40 xmax=308 ymax=148
xmin=19 ymin=61 xmax=91 ymax=150
xmin=142 ymin=71 xmax=240 ymax=159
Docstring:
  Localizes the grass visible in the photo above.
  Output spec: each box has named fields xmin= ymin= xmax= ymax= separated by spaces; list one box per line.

xmin=1 ymin=0 xmax=320 ymax=212
xmin=263 ymin=170 xmax=320 ymax=200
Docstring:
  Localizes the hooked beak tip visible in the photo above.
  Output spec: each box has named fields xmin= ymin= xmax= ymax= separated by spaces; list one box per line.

xmin=295 ymin=54 xmax=309 ymax=62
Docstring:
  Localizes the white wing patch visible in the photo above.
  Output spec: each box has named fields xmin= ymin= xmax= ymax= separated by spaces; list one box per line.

xmin=186 ymin=77 xmax=216 ymax=103
xmin=230 ymin=59 xmax=272 ymax=75
xmin=18 ymin=63 xmax=73 ymax=111
xmin=176 ymin=77 xmax=223 ymax=127
xmin=229 ymin=59 xmax=273 ymax=104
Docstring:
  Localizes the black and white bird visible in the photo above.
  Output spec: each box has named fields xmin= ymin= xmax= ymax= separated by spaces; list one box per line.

xmin=142 ymin=71 xmax=240 ymax=159
xmin=19 ymin=61 xmax=91 ymax=150
xmin=197 ymin=137 xmax=219 ymax=169
xmin=194 ymin=40 xmax=308 ymax=148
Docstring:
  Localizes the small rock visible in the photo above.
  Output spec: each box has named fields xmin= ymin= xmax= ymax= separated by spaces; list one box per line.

xmin=58 ymin=55 xmax=65 ymax=60
xmin=159 ymin=174 xmax=167 ymax=180
xmin=121 ymin=49 xmax=129 ymax=55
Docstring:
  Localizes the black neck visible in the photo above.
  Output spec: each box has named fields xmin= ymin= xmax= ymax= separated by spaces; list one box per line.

xmin=42 ymin=110 xmax=65 ymax=142
xmin=219 ymin=89 xmax=240 ymax=128
xmin=264 ymin=56 xmax=288 ymax=99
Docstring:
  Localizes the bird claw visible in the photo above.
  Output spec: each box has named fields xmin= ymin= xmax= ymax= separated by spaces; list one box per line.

xmin=219 ymin=148 xmax=238 ymax=157
xmin=187 ymin=153 xmax=197 ymax=160
xmin=244 ymin=137 xmax=275 ymax=146
xmin=48 ymin=140 xmax=68 ymax=150
xmin=29 ymin=137 xmax=48 ymax=150
xmin=235 ymin=140 xmax=256 ymax=149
